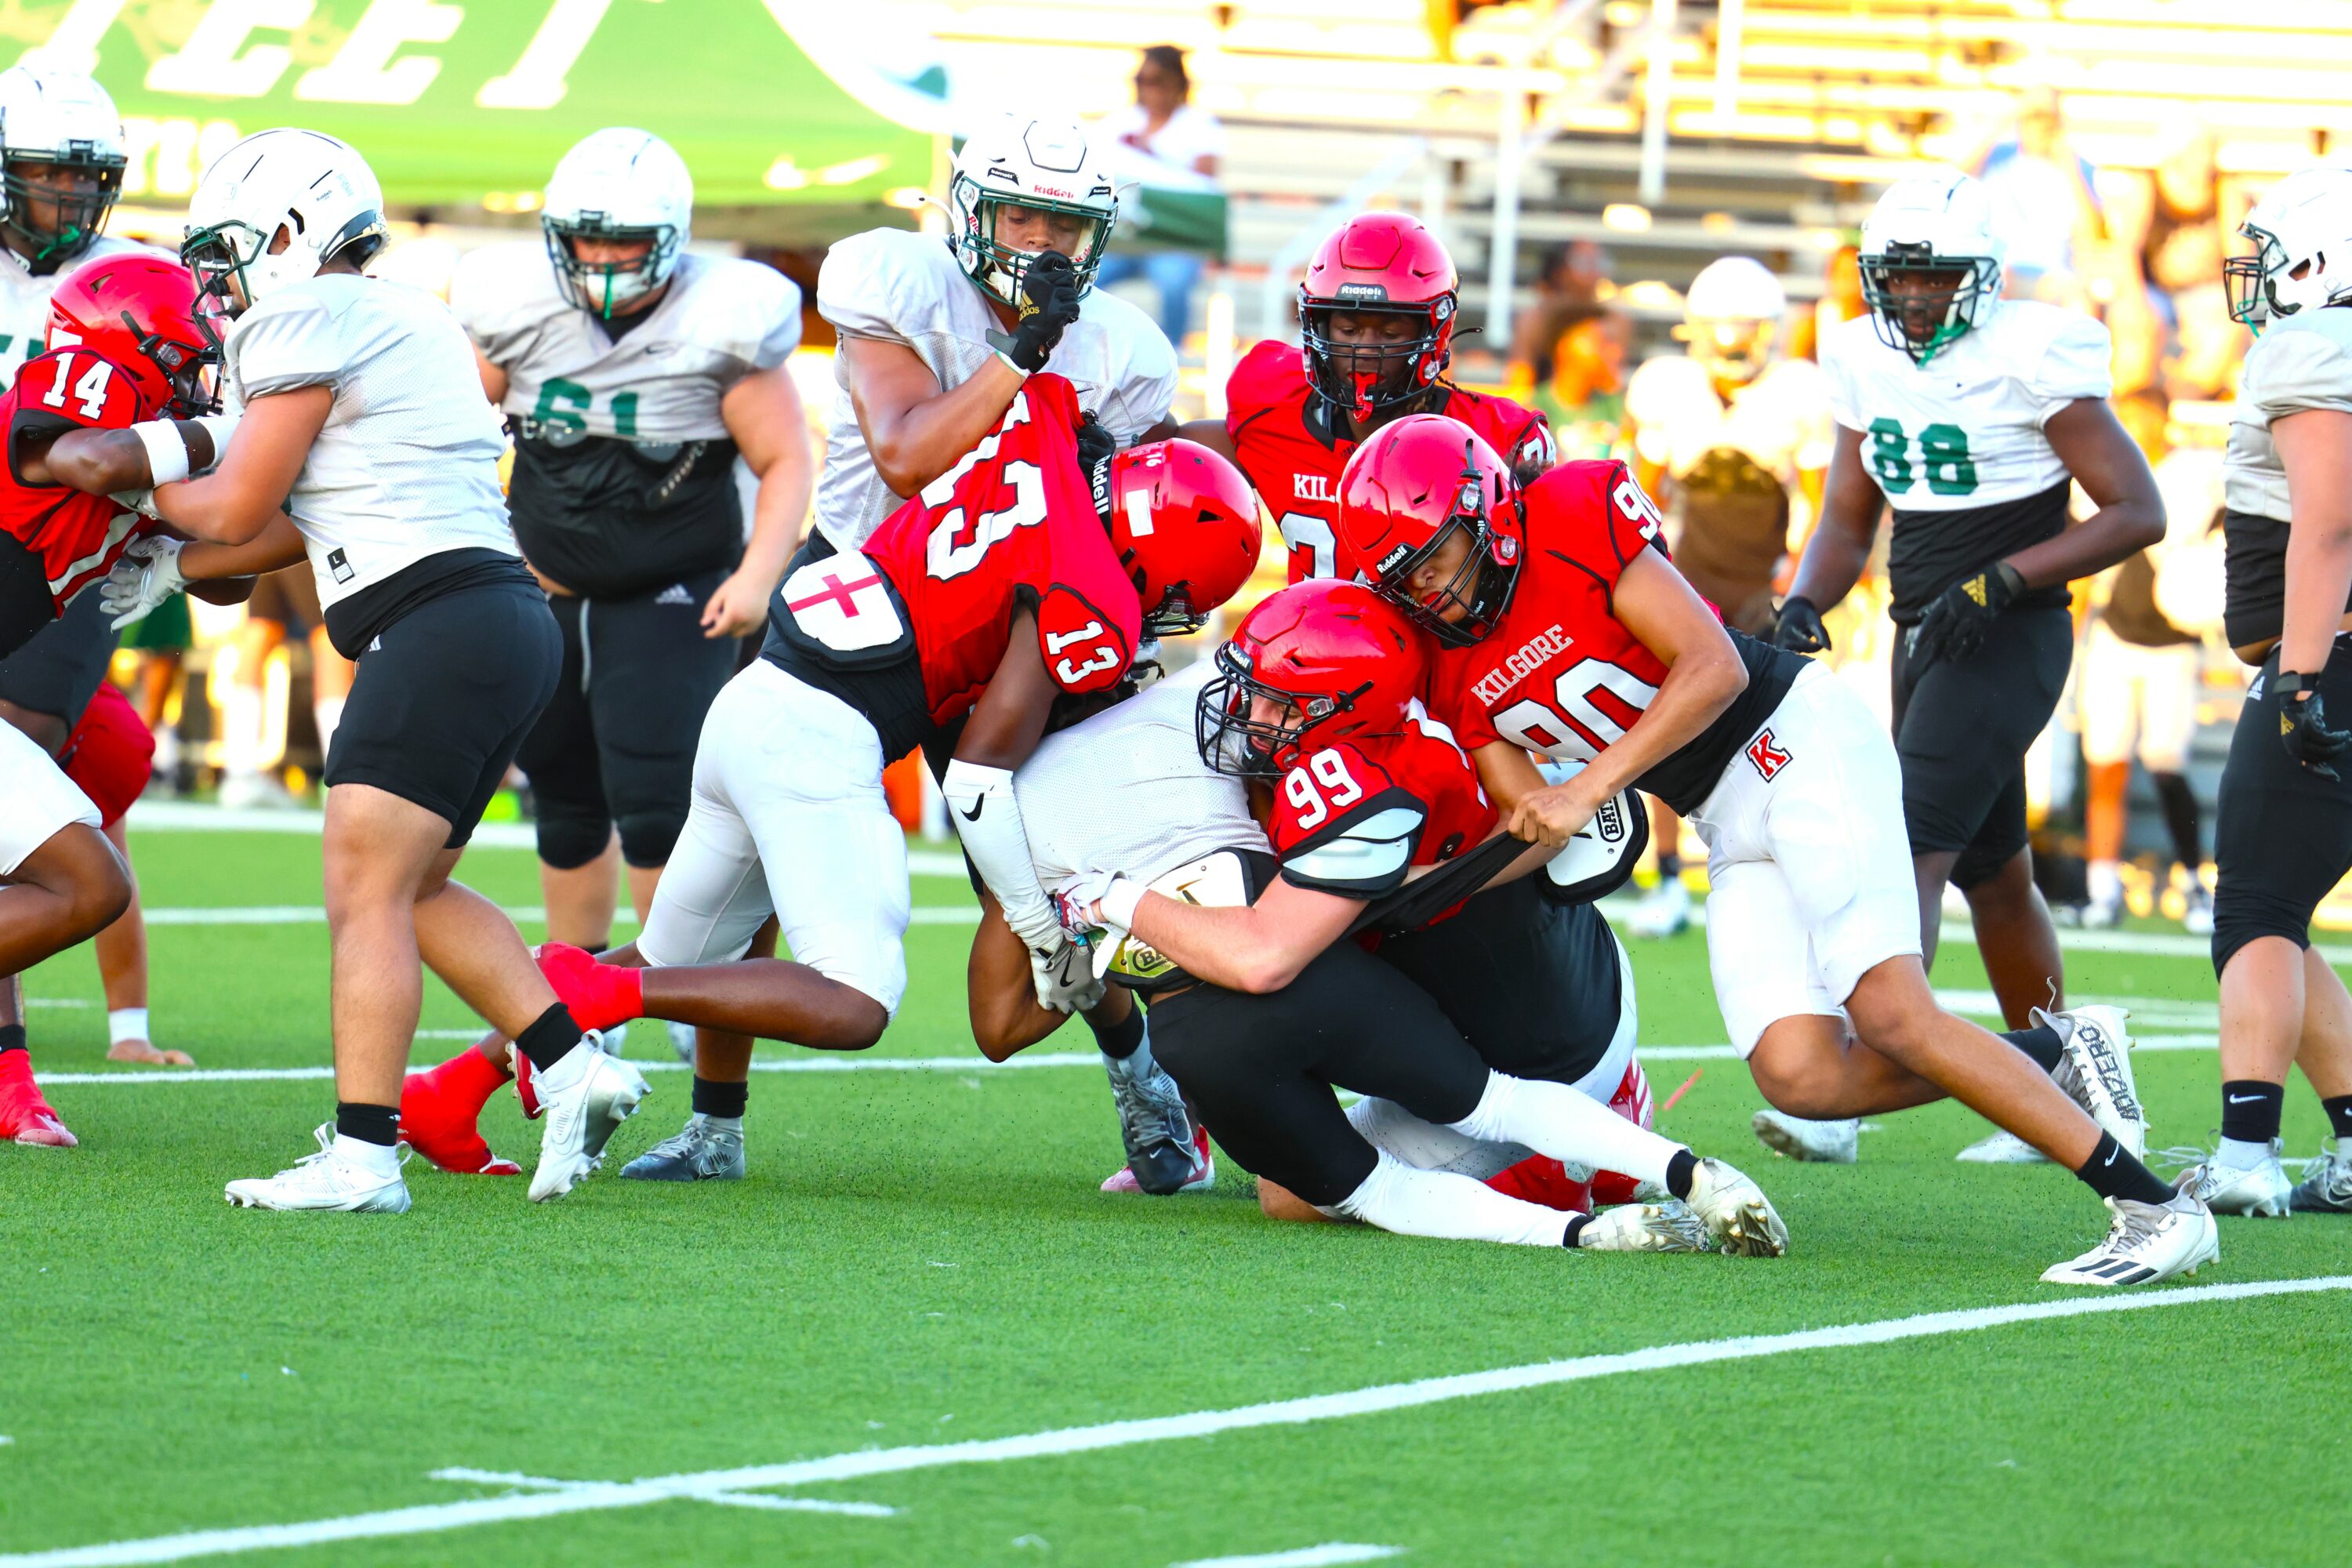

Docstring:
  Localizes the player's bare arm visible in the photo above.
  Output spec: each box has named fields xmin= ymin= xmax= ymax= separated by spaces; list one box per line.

xmin=1118 ymin=874 xmax=1362 ymax=995
xmin=841 ymin=332 xmax=1029 ymax=498
xmin=29 ymin=418 xmax=219 ymax=492
xmin=150 ymin=387 xmax=332 ymax=546
xmin=473 ymin=345 xmax=508 ymax=405
xmin=1497 ymin=550 xmax=1748 ymax=848
xmin=1783 ymin=423 xmax=1886 ymax=616
xmin=1172 ymin=418 xmax=1238 ymax=463
xmin=2271 ymin=406 xmax=2352 ymax=673
xmin=1998 ymin=398 xmax=2163 ymax=589
xmin=706 ymin=362 xmax=812 ymax=637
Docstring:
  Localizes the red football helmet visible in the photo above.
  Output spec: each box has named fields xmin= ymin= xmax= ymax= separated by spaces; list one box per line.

xmin=1196 ymin=578 xmax=1428 ymax=778
xmin=1298 ymin=211 xmax=1460 ymax=423
xmin=1104 ymin=438 xmax=1264 ymax=637
xmin=45 ymin=252 xmax=218 ymax=419
xmin=1335 ymin=413 xmax=1523 ymax=648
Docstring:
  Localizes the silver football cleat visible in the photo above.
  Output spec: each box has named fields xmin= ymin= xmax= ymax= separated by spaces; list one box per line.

xmin=621 ymin=1113 xmax=746 ymax=1181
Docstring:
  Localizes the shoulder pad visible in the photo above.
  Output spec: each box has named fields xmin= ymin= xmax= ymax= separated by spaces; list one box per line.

xmin=1226 ymin=340 xmax=1305 ymax=426
xmin=1624 ymin=354 xmax=1711 ymax=423
xmin=1279 ymin=782 xmax=1428 ymax=898
xmin=2245 ymin=315 xmax=2352 ymax=419
xmin=818 ymin=227 xmax=956 ymax=344
xmin=668 ymin=255 xmax=804 ymax=371
xmin=1541 ymin=785 xmax=1650 ymax=904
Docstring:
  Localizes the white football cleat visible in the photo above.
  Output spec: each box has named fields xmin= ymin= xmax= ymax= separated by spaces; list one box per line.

xmin=2180 ymin=884 xmax=2215 ymax=938
xmin=2184 ymin=1144 xmax=2293 ymax=1218
xmin=2292 ymin=1138 xmax=2352 ymax=1213
xmin=1681 ymin=1157 xmax=1788 ymax=1257
xmin=666 ymin=1020 xmax=699 ymax=1066
xmin=226 ymin=1125 xmax=411 ymax=1214
xmin=2045 ymin=1004 xmax=2147 ymax=1159
xmin=2040 ymin=1188 xmax=2218 ymax=1287
xmin=528 ymin=1033 xmax=648 ymax=1203
xmin=1627 ymin=877 xmax=1690 ymax=939
xmin=1955 ymin=1128 xmax=2049 ymax=1164
xmin=1751 ymin=1109 xmax=1858 ymax=1163
xmin=1574 ymin=1201 xmax=1710 ymax=1253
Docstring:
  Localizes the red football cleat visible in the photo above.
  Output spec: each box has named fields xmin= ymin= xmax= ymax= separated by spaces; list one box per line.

xmin=0 ymin=1051 xmax=75 ymax=1147
xmin=534 ymin=942 xmax=645 ymax=1033
xmin=397 ymin=1047 xmax=519 ymax=1175
xmin=1487 ymin=1154 xmax=1592 ymax=1212
xmin=514 ymin=1050 xmax=542 ymax=1120
xmin=1592 ymin=1056 xmax=1658 ymax=1205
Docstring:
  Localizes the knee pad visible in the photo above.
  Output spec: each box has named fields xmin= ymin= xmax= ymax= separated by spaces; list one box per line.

xmin=615 ymin=806 xmax=686 ymax=869
xmin=534 ymin=808 xmax=612 ymax=872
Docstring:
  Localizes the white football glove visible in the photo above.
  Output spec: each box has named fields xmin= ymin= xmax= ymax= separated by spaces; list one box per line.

xmin=100 ymin=535 xmax=186 ymax=630
xmin=1029 ymin=935 xmax=1105 ymax=1015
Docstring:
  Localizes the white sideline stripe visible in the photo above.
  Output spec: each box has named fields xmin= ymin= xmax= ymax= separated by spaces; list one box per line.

xmin=1596 ymin=898 xmax=2351 ymax=962
xmin=1172 ymin=1548 xmax=1402 ymax=1568
xmin=7 ymin=1276 xmax=2345 ymax=1568
xmin=37 ymin=1054 xmax=1102 ymax=1087
xmin=423 ymin=1471 xmax=896 ymax=1519
xmin=135 ymin=905 xmax=978 ymax=930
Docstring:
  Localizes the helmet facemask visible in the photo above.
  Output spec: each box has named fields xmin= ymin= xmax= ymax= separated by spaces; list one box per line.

xmin=543 ymin=212 xmax=680 ymax=319
xmin=1195 ymin=641 xmax=1374 ymax=778
xmin=2224 ymin=223 xmax=2285 ymax=328
xmin=1859 ymin=241 xmax=2000 ymax=364
xmin=1300 ymin=297 xmax=1449 ymax=422
xmin=1 ymin=148 xmax=123 ymax=268
xmin=122 ymin=308 xmax=221 ymax=417
xmin=953 ymin=179 xmax=1112 ymax=309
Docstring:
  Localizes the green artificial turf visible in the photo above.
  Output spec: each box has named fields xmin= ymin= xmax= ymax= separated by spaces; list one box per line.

xmin=2 ymin=827 xmax=2347 ymax=1567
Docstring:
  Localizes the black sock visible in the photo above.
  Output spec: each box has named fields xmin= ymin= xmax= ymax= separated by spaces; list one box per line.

xmin=1657 ymin=848 xmax=1682 ymax=880
xmin=336 ymin=1101 xmax=399 ymax=1147
xmin=2074 ymin=1133 xmax=2176 ymax=1206
xmin=581 ymin=942 xmax=608 ymax=956
xmin=2220 ymin=1080 xmax=2285 ymax=1145
xmin=514 ymin=1004 xmax=585 ymax=1073
xmin=2003 ymin=1025 xmax=2065 ymax=1074
xmin=1664 ymin=1148 xmax=1698 ymax=1201
xmin=1562 ymin=1213 xmax=1592 ymax=1249
xmin=692 ymin=1076 xmax=748 ymax=1120
xmin=1086 ymin=1004 xmax=1146 ymax=1061
xmin=0 ymin=1022 xmax=24 ymax=1056
xmin=2324 ymin=1095 xmax=2352 ymax=1142
xmin=2151 ymin=771 xmax=2204 ymax=873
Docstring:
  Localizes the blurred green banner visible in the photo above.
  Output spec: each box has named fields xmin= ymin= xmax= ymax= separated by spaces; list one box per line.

xmin=0 ymin=0 xmax=943 ymax=210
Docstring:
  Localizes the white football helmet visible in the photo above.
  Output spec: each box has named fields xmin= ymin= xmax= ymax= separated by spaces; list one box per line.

xmin=1683 ymin=256 xmax=1784 ymax=384
xmin=541 ymin=127 xmax=692 ymax=319
xmin=0 ymin=64 xmax=125 ymax=270
xmin=946 ymin=114 xmax=1116 ymax=307
xmin=2226 ymin=164 xmax=2352 ymax=328
xmin=1858 ymin=168 xmax=2006 ymax=364
xmin=182 ymin=129 xmax=386 ymax=318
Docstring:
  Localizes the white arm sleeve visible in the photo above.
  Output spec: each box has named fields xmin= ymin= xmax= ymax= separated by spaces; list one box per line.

xmin=941 ymin=758 xmax=1061 ymax=950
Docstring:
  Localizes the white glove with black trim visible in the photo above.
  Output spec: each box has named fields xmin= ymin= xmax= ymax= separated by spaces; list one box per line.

xmin=1029 ymin=935 xmax=1105 ymax=1014
xmin=100 ymin=535 xmax=186 ymax=629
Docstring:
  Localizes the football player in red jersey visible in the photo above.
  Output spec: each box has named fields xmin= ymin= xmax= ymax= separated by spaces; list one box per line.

xmin=1056 ymin=579 xmax=1788 ymax=1255
xmin=397 ymin=376 xmax=1261 ymax=1183
xmin=1338 ymin=414 xmax=2220 ymax=1286
xmin=1176 ymin=211 xmax=1554 ymax=583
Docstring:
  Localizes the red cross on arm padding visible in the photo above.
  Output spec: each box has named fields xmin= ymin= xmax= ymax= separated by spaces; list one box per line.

xmin=786 ymin=569 xmax=883 ymax=618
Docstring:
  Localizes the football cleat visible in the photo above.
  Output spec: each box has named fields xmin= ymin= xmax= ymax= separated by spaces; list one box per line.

xmin=527 ymin=1033 xmax=648 ymax=1203
xmin=666 ymin=1020 xmax=699 ymax=1066
xmin=397 ymin=1052 xmax=520 ymax=1176
xmin=1751 ymin=1109 xmax=1857 ymax=1164
xmin=2291 ymin=1139 xmax=2352 ymax=1213
xmin=1955 ymin=1128 xmax=2049 ymax=1164
xmin=2040 ymin=1187 xmax=2218 ymax=1287
xmin=1682 ymin=1156 xmax=1789 ymax=1257
xmin=226 ymin=1125 xmax=411 ymax=1214
xmin=532 ymin=942 xmax=645 ymax=1033
xmin=1102 ymin=1034 xmax=1201 ymax=1196
xmin=1627 ymin=877 xmax=1690 ymax=939
xmin=2183 ymin=1143 xmax=2293 ymax=1218
xmin=2180 ymin=884 xmax=2215 ymax=938
xmin=620 ymin=1114 xmax=745 ymax=1181
xmin=1574 ymin=1201 xmax=1710 ymax=1253
xmin=0 ymin=1051 xmax=75 ymax=1147
xmin=514 ymin=1049 xmax=543 ymax=1120
xmin=2045 ymin=1005 xmax=2147 ymax=1159
xmin=1103 ymin=1122 xmax=1214 ymax=1195
xmin=1488 ymin=1153 xmax=1593 ymax=1212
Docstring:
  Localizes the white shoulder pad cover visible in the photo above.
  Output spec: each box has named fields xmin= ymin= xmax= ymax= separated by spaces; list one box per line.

xmin=1624 ymin=354 xmax=1710 ymax=427
xmin=2245 ymin=314 xmax=2352 ymax=423
xmin=1818 ymin=314 xmax=1880 ymax=430
xmin=1542 ymin=786 xmax=1650 ymax=904
xmin=673 ymin=255 xmax=804 ymax=372
xmin=2027 ymin=307 xmax=2113 ymax=412
xmin=818 ymin=227 xmax=954 ymax=347
xmin=445 ymin=241 xmax=549 ymax=355
xmin=1280 ymin=792 xmax=1428 ymax=898
xmin=229 ymin=288 xmax=343 ymax=400
xmin=1073 ymin=287 xmax=1178 ymax=440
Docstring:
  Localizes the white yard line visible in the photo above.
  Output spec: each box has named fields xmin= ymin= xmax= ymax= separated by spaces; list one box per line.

xmin=5 ymin=1276 xmax=2343 ymax=1568
xmin=135 ymin=906 xmax=979 ymax=929
xmin=1172 ymin=1548 xmax=1403 ymax=1568
xmin=37 ymin=1054 xmax=1102 ymax=1087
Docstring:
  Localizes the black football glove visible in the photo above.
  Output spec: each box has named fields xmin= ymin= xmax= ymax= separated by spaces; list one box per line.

xmin=1076 ymin=412 xmax=1118 ymax=526
xmin=2277 ymin=673 xmax=2351 ymax=782
xmin=991 ymin=249 xmax=1083 ymax=372
xmin=1911 ymin=561 xmax=2024 ymax=665
xmin=1772 ymin=595 xmax=1830 ymax=655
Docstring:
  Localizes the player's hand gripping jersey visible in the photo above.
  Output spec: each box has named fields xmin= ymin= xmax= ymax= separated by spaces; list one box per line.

xmin=764 ymin=373 xmax=1141 ymax=757
xmin=1263 ymin=706 xmax=1496 ymax=905
xmin=1226 ymin=339 xmax=1554 ymax=584
xmin=2 ymin=343 xmax=150 ymax=637
xmin=1425 ymin=459 xmax=1798 ymax=815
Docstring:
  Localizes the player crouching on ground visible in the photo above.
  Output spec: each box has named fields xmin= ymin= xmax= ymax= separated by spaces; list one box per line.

xmin=397 ymin=380 xmax=1261 ymax=1185
xmin=1334 ymin=415 xmax=2218 ymax=1286
xmin=1051 ymin=579 xmax=1785 ymax=1256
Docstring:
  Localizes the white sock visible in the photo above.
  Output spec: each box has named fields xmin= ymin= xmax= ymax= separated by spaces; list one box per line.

xmin=1334 ymin=1150 xmax=1570 ymax=1247
xmin=1445 ymin=1071 xmax=1679 ymax=1188
xmin=2088 ymin=859 xmax=2122 ymax=906
xmin=2216 ymin=1135 xmax=2274 ymax=1171
xmin=220 ymin=682 xmax=265 ymax=776
xmin=107 ymin=1007 xmax=150 ymax=1047
xmin=332 ymin=1133 xmax=400 ymax=1178
xmin=312 ymin=696 xmax=345 ymax=759
xmin=692 ymin=1112 xmax=742 ymax=1135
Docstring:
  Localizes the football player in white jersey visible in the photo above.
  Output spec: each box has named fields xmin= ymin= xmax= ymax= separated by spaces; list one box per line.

xmin=142 ymin=129 xmax=647 ymax=1211
xmin=812 ymin=111 xmax=1177 ymax=557
xmin=2186 ymin=164 xmax=2352 ymax=1216
xmin=447 ymin=129 xmax=811 ymax=978
xmin=1622 ymin=256 xmax=1834 ymax=938
xmin=1769 ymin=170 xmax=2165 ymax=1167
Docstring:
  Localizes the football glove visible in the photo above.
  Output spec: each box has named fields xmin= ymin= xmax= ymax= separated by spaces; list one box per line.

xmin=100 ymin=535 xmax=186 ymax=630
xmin=1030 ymin=935 xmax=1105 ymax=1014
xmin=1078 ymin=412 xmax=1118 ymax=528
xmin=2277 ymin=673 xmax=2350 ymax=781
xmin=993 ymin=249 xmax=1083 ymax=373
xmin=1911 ymin=561 xmax=2024 ymax=665
xmin=1771 ymin=594 xmax=1830 ymax=655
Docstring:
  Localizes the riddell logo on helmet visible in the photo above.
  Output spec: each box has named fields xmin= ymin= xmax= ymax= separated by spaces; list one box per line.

xmin=1375 ymin=543 xmax=1413 ymax=575
xmin=1336 ymin=282 xmax=1388 ymax=303
xmin=1032 ymin=184 xmax=1078 ymax=199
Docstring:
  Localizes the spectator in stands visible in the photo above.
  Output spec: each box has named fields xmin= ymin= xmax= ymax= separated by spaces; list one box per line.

xmin=1974 ymin=87 xmax=2104 ymax=295
xmin=1793 ymin=242 xmax=1865 ymax=363
xmin=2141 ymin=125 xmax=2242 ymax=401
xmin=1528 ymin=306 xmax=1630 ymax=460
xmin=1091 ymin=45 xmax=1223 ymax=343
xmin=1512 ymin=239 xmax=1610 ymax=387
